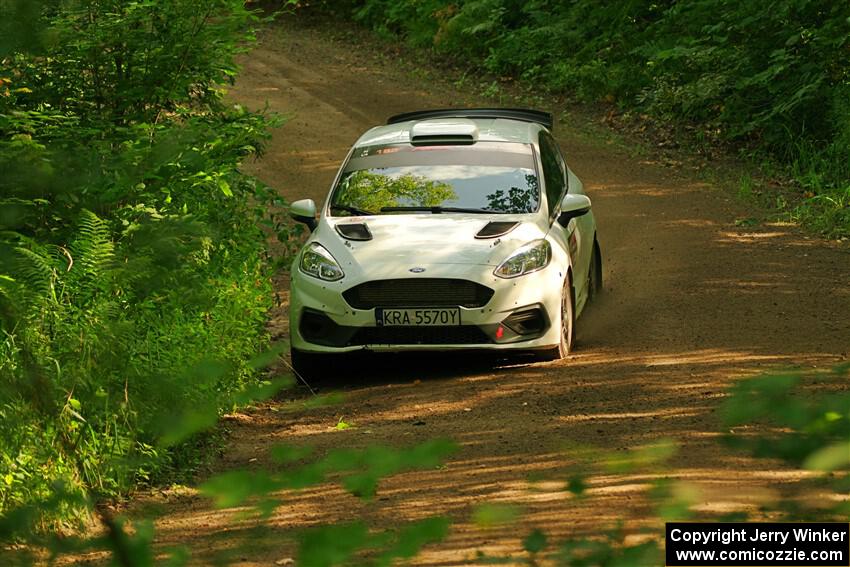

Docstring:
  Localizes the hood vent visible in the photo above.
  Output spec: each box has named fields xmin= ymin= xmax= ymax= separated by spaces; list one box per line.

xmin=475 ymin=221 xmax=519 ymax=239
xmin=410 ymin=134 xmax=475 ymax=146
xmin=335 ymin=223 xmax=372 ymax=241
xmin=410 ymin=118 xmax=479 ymax=146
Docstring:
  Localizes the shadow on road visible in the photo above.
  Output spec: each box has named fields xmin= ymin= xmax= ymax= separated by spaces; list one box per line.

xmin=304 ymin=350 xmax=539 ymax=390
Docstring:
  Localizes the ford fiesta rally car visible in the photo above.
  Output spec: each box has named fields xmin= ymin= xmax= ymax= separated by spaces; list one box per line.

xmin=288 ymin=108 xmax=602 ymax=376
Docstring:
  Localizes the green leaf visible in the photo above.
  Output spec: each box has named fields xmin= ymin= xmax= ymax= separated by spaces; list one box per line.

xmin=604 ymin=439 xmax=677 ymax=473
xmin=247 ymin=342 xmax=288 ymax=370
xmin=804 ymin=442 xmax=850 ymax=472
xmin=472 ymin=503 xmax=521 ymax=527
xmin=231 ymin=377 xmax=293 ymax=406
xmin=200 ymin=470 xmax=281 ymax=508
xmin=297 ymin=522 xmax=371 ymax=567
xmin=567 ymin=474 xmax=587 ymax=496
xmin=374 ymin=517 xmax=450 ymax=566
xmin=218 ymin=178 xmax=233 ymax=197
xmin=300 ymin=392 xmax=346 ymax=409
xmin=270 ymin=444 xmax=313 ymax=464
xmin=523 ymin=529 xmax=547 ymax=554
xmin=342 ymin=472 xmax=379 ymax=499
xmin=156 ymin=404 xmax=218 ymax=448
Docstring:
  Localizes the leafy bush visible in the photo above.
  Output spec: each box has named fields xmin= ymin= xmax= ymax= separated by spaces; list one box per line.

xmin=0 ymin=0 xmax=291 ymax=523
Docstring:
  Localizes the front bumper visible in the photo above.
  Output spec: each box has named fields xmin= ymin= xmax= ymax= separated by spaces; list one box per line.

xmin=289 ymin=261 xmax=566 ymax=353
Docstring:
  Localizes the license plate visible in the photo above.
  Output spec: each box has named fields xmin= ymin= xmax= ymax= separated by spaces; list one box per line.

xmin=376 ymin=307 xmax=461 ymax=327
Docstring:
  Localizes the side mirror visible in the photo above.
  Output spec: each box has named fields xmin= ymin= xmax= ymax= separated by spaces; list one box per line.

xmin=290 ymin=199 xmax=317 ymax=231
xmin=558 ymin=194 xmax=591 ymax=225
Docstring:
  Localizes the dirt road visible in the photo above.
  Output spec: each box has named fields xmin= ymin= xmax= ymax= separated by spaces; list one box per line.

xmin=139 ymin=21 xmax=850 ymax=566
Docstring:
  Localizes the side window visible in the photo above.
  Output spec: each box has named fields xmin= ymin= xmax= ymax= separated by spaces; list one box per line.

xmin=539 ymin=133 xmax=566 ymax=218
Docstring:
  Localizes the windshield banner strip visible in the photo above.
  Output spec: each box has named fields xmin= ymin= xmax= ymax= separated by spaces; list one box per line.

xmin=344 ymin=150 xmax=535 ymax=173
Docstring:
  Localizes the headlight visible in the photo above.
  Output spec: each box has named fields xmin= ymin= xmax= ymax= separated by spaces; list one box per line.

xmin=300 ymin=243 xmax=344 ymax=281
xmin=494 ymin=240 xmax=551 ymax=278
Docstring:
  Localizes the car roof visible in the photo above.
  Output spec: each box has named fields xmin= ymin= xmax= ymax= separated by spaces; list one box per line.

xmin=354 ymin=117 xmax=545 ymax=148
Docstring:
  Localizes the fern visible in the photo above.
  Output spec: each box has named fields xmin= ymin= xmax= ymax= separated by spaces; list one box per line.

xmin=64 ymin=209 xmax=116 ymax=301
xmin=12 ymin=247 xmax=55 ymax=299
xmin=0 ymin=275 xmax=18 ymax=325
xmin=0 ymin=242 xmax=58 ymax=325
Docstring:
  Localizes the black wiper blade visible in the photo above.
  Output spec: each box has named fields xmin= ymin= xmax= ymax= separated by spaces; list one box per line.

xmin=331 ymin=204 xmax=375 ymax=216
xmin=380 ymin=206 xmax=497 ymax=214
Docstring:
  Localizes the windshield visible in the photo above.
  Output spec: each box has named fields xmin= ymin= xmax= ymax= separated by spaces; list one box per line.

xmin=329 ymin=142 xmax=539 ymax=215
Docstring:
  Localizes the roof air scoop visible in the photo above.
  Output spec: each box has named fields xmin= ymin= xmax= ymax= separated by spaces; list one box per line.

xmin=336 ymin=223 xmax=372 ymax=241
xmin=475 ymin=221 xmax=519 ymax=239
xmin=410 ymin=118 xmax=478 ymax=146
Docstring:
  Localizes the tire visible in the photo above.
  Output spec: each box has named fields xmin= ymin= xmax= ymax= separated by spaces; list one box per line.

xmin=587 ymin=237 xmax=603 ymax=303
xmin=290 ymin=348 xmax=327 ymax=385
xmin=536 ymin=273 xmax=576 ymax=361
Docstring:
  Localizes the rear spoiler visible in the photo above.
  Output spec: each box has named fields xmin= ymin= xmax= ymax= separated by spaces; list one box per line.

xmin=387 ymin=108 xmax=553 ymax=131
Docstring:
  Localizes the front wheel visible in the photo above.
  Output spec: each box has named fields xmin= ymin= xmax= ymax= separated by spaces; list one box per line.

xmin=537 ymin=274 xmax=576 ymax=361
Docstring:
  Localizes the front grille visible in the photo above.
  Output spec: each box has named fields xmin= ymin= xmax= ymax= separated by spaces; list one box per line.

xmin=348 ymin=326 xmax=491 ymax=346
xmin=343 ymin=278 xmax=494 ymax=309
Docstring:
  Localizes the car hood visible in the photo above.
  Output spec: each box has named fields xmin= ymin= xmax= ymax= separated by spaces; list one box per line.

xmin=319 ymin=214 xmax=546 ymax=270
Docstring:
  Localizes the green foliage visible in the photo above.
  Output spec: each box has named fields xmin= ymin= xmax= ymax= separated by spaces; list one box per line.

xmin=472 ymin=502 xmax=521 ymax=527
xmin=0 ymin=0 xmax=298 ymax=525
xmin=196 ymin=437 xmax=455 ymax=566
xmin=201 ymin=438 xmax=457 ymax=506
xmin=523 ymin=528 xmax=547 ymax=554
xmin=473 ymin=365 xmax=848 ymax=566
xmin=721 ymin=364 xmax=850 ymax=472
xmin=296 ymin=517 xmax=450 ymax=567
xmin=2 ymin=428 xmax=455 ymax=566
xmin=323 ymin=0 xmax=850 ymax=236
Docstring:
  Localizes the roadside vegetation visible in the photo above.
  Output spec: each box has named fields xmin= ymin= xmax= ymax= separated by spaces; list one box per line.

xmin=314 ymin=0 xmax=850 ymax=237
xmin=0 ymin=0 xmax=291 ymax=526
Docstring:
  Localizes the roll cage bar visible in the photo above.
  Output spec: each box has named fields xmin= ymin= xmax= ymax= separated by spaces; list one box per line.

xmin=387 ymin=108 xmax=553 ymax=131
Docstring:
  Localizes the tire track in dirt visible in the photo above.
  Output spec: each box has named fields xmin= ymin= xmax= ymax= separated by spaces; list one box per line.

xmin=128 ymin=22 xmax=850 ymax=566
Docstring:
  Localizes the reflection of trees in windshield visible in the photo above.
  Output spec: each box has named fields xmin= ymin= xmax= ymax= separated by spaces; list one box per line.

xmin=485 ymin=174 xmax=539 ymax=213
xmin=332 ymin=168 xmax=539 ymax=214
xmin=333 ymin=170 xmax=457 ymax=213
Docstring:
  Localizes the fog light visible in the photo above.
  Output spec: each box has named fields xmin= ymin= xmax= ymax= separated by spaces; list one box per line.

xmin=300 ymin=310 xmax=340 ymax=343
xmin=502 ymin=307 xmax=546 ymax=336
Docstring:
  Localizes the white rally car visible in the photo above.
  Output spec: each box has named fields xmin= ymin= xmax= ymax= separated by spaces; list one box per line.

xmin=288 ymin=108 xmax=601 ymax=375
